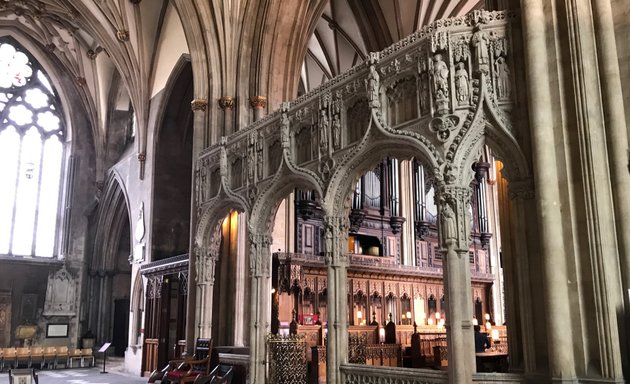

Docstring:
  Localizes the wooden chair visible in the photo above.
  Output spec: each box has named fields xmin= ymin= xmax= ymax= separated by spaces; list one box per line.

xmin=16 ymin=348 xmax=31 ymax=368
xmin=55 ymin=346 xmax=69 ymax=369
xmin=148 ymin=338 xmax=212 ymax=383
xmin=42 ymin=347 xmax=56 ymax=369
xmin=165 ymin=356 xmax=212 ymax=384
xmin=69 ymin=348 xmax=83 ymax=368
xmin=206 ymin=365 xmax=233 ymax=384
xmin=29 ymin=348 xmax=45 ymax=370
xmin=3 ymin=348 xmax=17 ymax=370
xmin=81 ymin=348 xmax=94 ymax=367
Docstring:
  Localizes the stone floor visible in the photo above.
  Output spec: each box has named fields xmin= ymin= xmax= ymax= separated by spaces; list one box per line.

xmin=0 ymin=367 xmax=147 ymax=384
xmin=0 ymin=357 xmax=146 ymax=384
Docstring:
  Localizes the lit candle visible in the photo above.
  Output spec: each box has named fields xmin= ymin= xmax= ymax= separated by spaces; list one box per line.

xmin=485 ymin=313 xmax=491 ymax=321
xmin=406 ymin=311 xmax=412 ymax=320
xmin=472 ymin=318 xmax=478 ymax=326
xmin=491 ymin=329 xmax=500 ymax=341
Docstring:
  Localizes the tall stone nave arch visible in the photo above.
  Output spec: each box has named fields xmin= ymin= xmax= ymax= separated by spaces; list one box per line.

xmin=191 ymin=5 xmax=630 ymax=384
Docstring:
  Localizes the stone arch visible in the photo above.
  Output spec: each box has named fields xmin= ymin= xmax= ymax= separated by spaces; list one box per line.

xmin=249 ymin=173 xmax=324 ymax=243
xmin=88 ymin=171 xmax=133 ymax=350
xmin=92 ymin=172 xmax=132 ymax=271
xmin=195 ymin=197 xmax=248 ymax=252
xmin=325 ymin=138 xmax=439 ymax=218
xmin=151 ymin=57 xmax=194 ymax=261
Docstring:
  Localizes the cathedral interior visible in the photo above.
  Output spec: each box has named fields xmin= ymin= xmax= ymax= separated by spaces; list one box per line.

xmin=0 ymin=0 xmax=629 ymax=383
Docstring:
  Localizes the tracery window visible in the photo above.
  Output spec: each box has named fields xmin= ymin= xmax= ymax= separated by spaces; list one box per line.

xmin=0 ymin=40 xmax=65 ymax=258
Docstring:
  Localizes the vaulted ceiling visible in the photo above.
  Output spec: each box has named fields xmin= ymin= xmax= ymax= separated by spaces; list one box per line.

xmin=300 ymin=0 xmax=485 ymax=93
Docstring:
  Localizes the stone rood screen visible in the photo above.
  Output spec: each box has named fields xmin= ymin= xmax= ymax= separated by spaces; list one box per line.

xmin=196 ymin=9 xmax=519 ymax=226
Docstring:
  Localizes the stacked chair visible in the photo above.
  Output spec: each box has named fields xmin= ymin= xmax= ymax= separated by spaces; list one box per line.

xmin=0 ymin=346 xmax=93 ymax=371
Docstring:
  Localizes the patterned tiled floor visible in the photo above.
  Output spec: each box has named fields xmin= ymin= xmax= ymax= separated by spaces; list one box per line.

xmin=0 ymin=368 xmax=147 ymax=384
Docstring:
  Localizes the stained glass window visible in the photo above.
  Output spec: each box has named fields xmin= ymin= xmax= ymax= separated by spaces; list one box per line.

xmin=0 ymin=39 xmax=65 ymax=258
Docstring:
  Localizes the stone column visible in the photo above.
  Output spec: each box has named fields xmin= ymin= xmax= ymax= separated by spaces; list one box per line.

xmin=250 ymin=96 xmax=267 ymax=122
xmin=248 ymin=232 xmax=272 ymax=384
xmin=592 ymin=0 xmax=630 ymax=372
xmin=521 ymin=0 xmax=576 ymax=379
xmin=191 ymin=98 xmax=209 ymax=146
xmin=323 ymin=215 xmax=349 ymax=383
xmin=194 ymin=246 xmax=216 ymax=339
xmin=187 ymin=98 xmax=208 ymax=352
xmin=219 ymin=96 xmax=235 ymax=136
xmin=436 ymin=184 xmax=474 ymax=384
xmin=506 ymin=179 xmax=539 ymax=374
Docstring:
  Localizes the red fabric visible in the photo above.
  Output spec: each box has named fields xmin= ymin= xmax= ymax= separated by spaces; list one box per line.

xmin=166 ymin=370 xmax=202 ymax=379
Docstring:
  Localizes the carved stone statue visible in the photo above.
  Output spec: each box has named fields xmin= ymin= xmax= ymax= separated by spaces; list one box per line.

xmin=495 ymin=57 xmax=511 ymax=98
xmin=432 ymin=54 xmax=450 ymax=114
xmin=319 ymin=110 xmax=329 ymax=153
xmin=455 ymin=62 xmax=469 ymax=104
xmin=441 ymin=202 xmax=457 ymax=242
xmin=366 ymin=64 xmax=381 ymax=108
xmin=332 ymin=115 xmax=341 ymax=149
xmin=432 ymin=54 xmax=449 ymax=98
xmin=281 ymin=112 xmax=290 ymax=149
xmin=247 ymin=132 xmax=256 ymax=182
xmin=471 ymin=27 xmax=490 ymax=73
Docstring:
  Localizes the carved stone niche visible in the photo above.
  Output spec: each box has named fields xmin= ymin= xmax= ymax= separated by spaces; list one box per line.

xmin=43 ymin=265 xmax=77 ymax=317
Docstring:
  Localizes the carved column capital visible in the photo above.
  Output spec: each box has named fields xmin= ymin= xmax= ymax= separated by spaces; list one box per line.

xmin=249 ymin=96 xmax=267 ymax=110
xmin=191 ymin=99 xmax=208 ymax=112
xmin=218 ymin=96 xmax=235 ymax=110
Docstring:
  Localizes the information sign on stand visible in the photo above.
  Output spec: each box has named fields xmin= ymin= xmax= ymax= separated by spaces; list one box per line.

xmin=98 ymin=342 xmax=112 ymax=374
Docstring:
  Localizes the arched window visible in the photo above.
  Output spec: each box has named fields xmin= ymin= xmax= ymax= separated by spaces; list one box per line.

xmin=0 ymin=39 xmax=65 ymax=258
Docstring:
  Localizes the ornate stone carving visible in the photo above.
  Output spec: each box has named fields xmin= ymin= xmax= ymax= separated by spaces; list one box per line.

xmin=455 ymin=62 xmax=470 ymax=105
xmin=218 ymin=96 xmax=235 ymax=110
xmin=494 ymin=56 xmax=511 ymax=99
xmin=43 ymin=265 xmax=77 ymax=316
xmin=366 ymin=55 xmax=381 ymax=109
xmin=191 ymin=99 xmax=208 ymax=112
xmin=323 ymin=215 xmax=349 ymax=266
xmin=86 ymin=47 xmax=104 ymax=60
xmin=432 ymin=53 xmax=450 ymax=114
xmin=116 ymin=29 xmax=129 ymax=42
xmin=471 ymin=26 xmax=491 ymax=74
xmin=429 ymin=115 xmax=460 ymax=142
xmin=280 ymin=105 xmax=291 ymax=150
xmin=249 ymin=95 xmax=267 ymax=109
xmin=249 ymin=232 xmax=272 ymax=277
